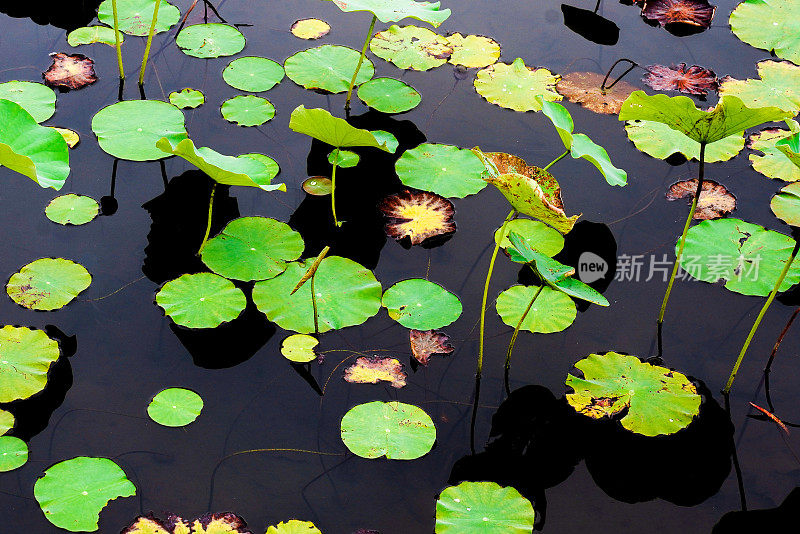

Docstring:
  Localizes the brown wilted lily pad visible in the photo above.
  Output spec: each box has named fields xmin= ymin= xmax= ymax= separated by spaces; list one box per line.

xmin=556 ymin=72 xmax=638 ymax=115
xmin=121 ymin=512 xmax=252 ymax=533
xmin=666 ymin=178 xmax=736 ymax=220
xmin=641 ymin=0 xmax=715 ymax=34
xmin=410 ymin=329 xmax=454 ymax=366
xmin=344 ymin=357 xmax=407 ymax=388
xmin=643 ymin=63 xmax=718 ymax=96
xmin=379 ymin=190 xmax=456 ymax=246
xmin=43 ymin=53 xmax=97 ymax=91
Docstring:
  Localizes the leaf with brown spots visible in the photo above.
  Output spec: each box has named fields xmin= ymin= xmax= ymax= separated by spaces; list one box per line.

xmin=379 ymin=190 xmax=456 ymax=245
xmin=556 ymin=72 xmax=638 ymax=115
xmin=344 ymin=357 xmax=407 ymax=388
xmin=643 ymin=63 xmax=718 ymax=96
xmin=43 ymin=53 xmax=97 ymax=91
xmin=410 ymin=329 xmax=454 ymax=365
xmin=666 ymin=178 xmax=736 ymax=220
xmin=641 ymin=0 xmax=715 ymax=33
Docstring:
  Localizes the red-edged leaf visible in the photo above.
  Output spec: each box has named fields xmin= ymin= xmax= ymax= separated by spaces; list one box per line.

xmin=750 ymin=402 xmax=789 ymax=435
xmin=641 ymin=0 xmax=715 ymax=30
xmin=666 ymin=179 xmax=736 ymax=220
xmin=379 ymin=190 xmax=456 ymax=246
xmin=43 ymin=53 xmax=98 ymax=90
xmin=410 ymin=329 xmax=454 ymax=366
xmin=643 ymin=63 xmax=719 ymax=96
xmin=343 ymin=357 xmax=407 ymax=388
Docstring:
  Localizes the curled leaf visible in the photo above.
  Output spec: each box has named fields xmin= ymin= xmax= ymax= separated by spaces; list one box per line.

xmin=666 ymin=179 xmax=736 ymax=220
xmin=643 ymin=63 xmax=718 ymax=96
xmin=43 ymin=53 xmax=97 ymax=90
xmin=379 ymin=190 xmax=456 ymax=245
xmin=410 ymin=329 xmax=454 ymax=365
xmin=344 ymin=357 xmax=407 ymax=388
xmin=556 ymin=71 xmax=637 ymax=115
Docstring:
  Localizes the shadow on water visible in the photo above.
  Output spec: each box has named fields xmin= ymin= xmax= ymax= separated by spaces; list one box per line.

xmin=561 ymin=3 xmax=620 ymax=46
xmin=0 ymin=0 xmax=101 ymax=31
xmin=712 ymin=488 xmax=800 ymax=534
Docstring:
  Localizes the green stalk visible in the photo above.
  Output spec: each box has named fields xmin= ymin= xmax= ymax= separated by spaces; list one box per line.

xmin=723 ymin=239 xmax=800 ymax=394
xmin=344 ymin=15 xmax=377 ymax=113
xmin=198 ymin=183 xmax=216 ymax=255
xmin=331 ymin=160 xmax=341 ymax=227
xmin=111 ymin=0 xmax=125 ymax=80
xmin=543 ymin=150 xmax=569 ymax=172
xmin=311 ymin=273 xmax=320 ymax=335
xmin=139 ymin=0 xmax=162 ymax=85
xmin=505 ymin=284 xmax=544 ymax=370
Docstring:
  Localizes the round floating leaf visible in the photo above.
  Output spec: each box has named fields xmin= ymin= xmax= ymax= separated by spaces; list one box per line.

xmin=285 ymin=45 xmax=374 ymax=93
xmin=641 ymin=0 xmax=716 ymax=32
xmin=34 ymin=456 xmax=136 ymax=532
xmin=326 ymin=0 xmax=451 ymax=26
xmin=435 ymin=481 xmax=535 ymax=533
xmin=0 ymin=409 xmax=14 ymax=435
xmin=731 ymin=0 xmax=800 ymax=66
xmin=328 ymin=149 xmax=360 ymax=168
xmin=395 ymin=143 xmax=486 ymax=198
xmin=98 ymin=0 xmax=180 ymax=36
xmin=496 ymin=285 xmax=576 ymax=333
xmin=253 ymin=256 xmax=382 ymax=334
xmin=67 ymin=26 xmax=124 ymax=47
xmin=147 ymin=388 xmax=203 ymax=427
xmin=379 ymin=189 xmax=456 ymax=245
xmin=156 ymin=273 xmax=247 ymax=329
xmin=266 ymin=520 xmax=322 ymax=534
xmin=748 ymin=125 xmax=800 ymax=182
xmin=474 ymin=58 xmax=561 ymax=112
xmin=52 ymin=127 xmax=80 ymax=148
xmin=291 ymin=18 xmax=331 ymax=40
xmin=382 ymin=279 xmax=462 ymax=329
xmin=7 ymin=258 xmax=91 ymax=311
xmin=43 ymin=53 xmax=97 ymax=91
xmin=0 ymin=436 xmax=28 ymax=472
xmin=0 ymin=326 xmax=60 ymax=403
xmin=221 ymin=95 xmax=275 ymax=127
xmin=410 ymin=329 xmax=454 ymax=365
xmin=223 ymin=57 xmax=285 ymax=92
xmin=340 ymin=401 xmax=436 ymax=460
xmin=0 ymin=81 xmax=56 ymax=123
xmin=666 ymin=179 xmax=736 ymax=220
xmin=771 ymin=182 xmax=800 ymax=227
xmin=45 ymin=194 xmax=99 ymax=225
xmin=370 ymin=25 xmax=452 ymax=71
xmin=281 ymin=334 xmax=319 ymax=363
xmin=447 ymin=33 xmax=501 ymax=69
xmin=92 ymin=100 xmax=187 ymax=161
xmin=201 ymin=217 xmax=303 ymax=281
xmin=680 ymin=218 xmax=800 ymax=296
xmin=303 ymin=176 xmax=332 ymax=195
xmin=643 ymin=63 xmax=718 ymax=96
xmin=566 ymin=351 xmax=701 ymax=436
xmin=176 ymin=24 xmax=245 ymax=58
xmin=357 ymin=78 xmax=421 ymax=113
xmin=168 ymin=88 xmax=205 ymax=109
xmin=719 ymin=60 xmax=800 ymax=115
xmin=494 ymin=219 xmax=564 ymax=257
xmin=625 ymin=120 xmax=745 ymax=163
xmin=556 ymin=71 xmax=637 ymax=115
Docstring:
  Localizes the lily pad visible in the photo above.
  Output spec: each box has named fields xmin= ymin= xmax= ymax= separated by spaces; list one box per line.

xmin=98 ymin=0 xmax=180 ymax=36
xmin=45 ymin=194 xmax=99 ymax=225
xmin=7 ymin=258 xmax=91 ymax=311
xmin=643 ymin=63 xmax=718 ymax=96
xmin=566 ymin=351 xmax=701 ymax=436
xmin=289 ymin=106 xmax=393 ymax=151
xmin=266 ymin=520 xmax=322 ymax=534
xmin=221 ymin=95 xmax=275 ymax=127
xmin=0 ymin=409 xmax=13 ymax=435
xmin=719 ymin=61 xmax=800 ymax=115
xmin=474 ymin=58 xmax=561 ymax=112
xmin=52 ymin=127 xmax=80 ymax=149
xmin=147 ymin=388 xmax=203 ymax=427
xmin=641 ymin=0 xmax=716 ymax=32
xmin=771 ymin=182 xmax=800 ymax=227
xmin=556 ymin=71 xmax=637 ymax=115
xmin=496 ymin=285 xmax=576 ymax=333
xmin=200 ymin=217 xmax=303 ymax=281
xmin=252 ymin=256 xmax=382 ymax=334
xmin=328 ymin=149 xmax=360 ymax=168
xmin=291 ymin=19 xmax=331 ymax=40
xmin=776 ymin=130 xmax=800 ymax=170
xmin=155 ymin=273 xmax=247 ymax=329
xmin=34 ymin=456 xmax=136 ymax=532
xmin=0 ymin=436 xmax=28 ymax=472
xmin=625 ymin=120 xmax=745 ymax=162
xmin=0 ymin=325 xmax=60 ymax=403
xmin=666 ymin=179 xmax=736 ymax=220
xmin=395 ymin=143 xmax=487 ymax=198
xmin=302 ymin=176 xmax=332 ymax=195
xmin=280 ymin=334 xmax=319 ymax=363
xmin=43 ymin=53 xmax=97 ymax=91
xmin=372 ymin=130 xmax=399 ymax=153
xmin=344 ymin=357 xmax=407 ymax=388
xmin=284 ymin=45 xmax=374 ymax=93
xmin=435 ymin=481 xmax=535 ymax=533
xmin=0 ymin=81 xmax=56 ymax=122
xmin=176 ymin=24 xmax=246 ymax=58
xmin=748 ymin=125 xmax=800 ymax=182
xmin=357 ymin=78 xmax=421 ymax=113
xmin=92 ymin=100 xmax=188 ymax=161
xmin=379 ymin=190 xmax=456 ymax=245
xmin=223 ymin=57 xmax=285 ymax=92
xmin=730 ymin=0 xmax=800 ymax=66
xmin=67 ymin=26 xmax=125 ymax=47
xmin=121 ymin=513 xmax=251 ymax=533
xmin=340 ymin=401 xmax=436 ymax=459
xmin=370 ymin=25 xmax=452 ymax=71
xmin=382 ymin=279 xmax=462 ymax=329
xmin=494 ymin=219 xmax=564 ymax=257
xmin=326 ymin=0 xmax=451 ymax=26
xmin=169 ymin=88 xmax=205 ymax=109
xmin=446 ymin=33 xmax=501 ymax=69
xmin=410 ymin=329 xmax=454 ymax=365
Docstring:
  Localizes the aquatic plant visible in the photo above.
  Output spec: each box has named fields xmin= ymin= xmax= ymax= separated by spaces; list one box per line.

xmin=6 ymin=258 xmax=92 ymax=311
xmin=340 ymin=400 xmax=436 ymax=459
xmin=280 ymin=334 xmax=319 ymax=363
xmin=122 ymin=512 xmax=253 ymax=533
xmin=147 ymin=388 xmax=204 ymax=427
xmin=45 ymin=194 xmax=99 ymax=225
xmin=0 ymin=326 xmax=61 ymax=402
xmin=382 ymin=278 xmax=463 ymax=329
xmin=156 ymin=272 xmax=247 ymax=328
xmin=435 ymin=481 xmax=535 ymax=533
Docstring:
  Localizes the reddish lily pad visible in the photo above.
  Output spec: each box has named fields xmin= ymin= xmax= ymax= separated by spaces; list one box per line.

xmin=410 ymin=329 xmax=454 ymax=365
xmin=43 ymin=53 xmax=97 ymax=91
xmin=641 ymin=0 xmax=716 ymax=33
xmin=556 ymin=72 xmax=638 ymax=115
xmin=666 ymin=179 xmax=736 ymax=220
xmin=643 ymin=63 xmax=718 ymax=96
xmin=379 ymin=190 xmax=456 ymax=246
xmin=302 ymin=176 xmax=332 ymax=195
xmin=343 ymin=357 xmax=407 ymax=388
xmin=121 ymin=512 xmax=252 ymax=533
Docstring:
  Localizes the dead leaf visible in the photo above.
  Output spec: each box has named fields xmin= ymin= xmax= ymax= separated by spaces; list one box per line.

xmin=379 ymin=190 xmax=456 ymax=245
xmin=43 ymin=53 xmax=97 ymax=90
xmin=643 ymin=63 xmax=718 ymax=96
xmin=749 ymin=402 xmax=789 ymax=435
xmin=344 ymin=357 xmax=407 ymax=388
xmin=666 ymin=178 xmax=736 ymax=220
xmin=641 ymin=0 xmax=716 ymax=32
xmin=410 ymin=329 xmax=454 ymax=366
xmin=556 ymin=72 xmax=638 ymax=115
xmin=122 ymin=512 xmax=252 ymax=534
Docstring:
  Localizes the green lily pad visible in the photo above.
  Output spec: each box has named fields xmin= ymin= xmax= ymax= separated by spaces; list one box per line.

xmin=626 ymin=120 xmax=745 ymax=163
xmin=252 ymin=256 xmax=382 ymax=334
xmin=719 ymin=60 xmax=800 ymax=115
xmin=0 ymin=99 xmax=69 ymax=190
xmin=266 ymin=520 xmax=322 ymax=534
xmin=566 ymin=351 xmax=701 ymax=436
xmin=221 ymin=95 xmax=275 ymax=127
xmin=474 ymin=58 xmax=561 ymax=112
xmin=328 ymin=149 xmax=360 ymax=168
xmin=435 ymin=481 xmax=535 ymax=533
xmin=45 ymin=194 xmax=99 ymax=225
xmin=395 ymin=143 xmax=486 ymax=198
xmin=326 ymin=0 xmax=451 ymax=26
xmin=446 ymin=33 xmax=501 ymax=69
xmin=223 ymin=57 xmax=284 ymax=92
xmin=284 ymin=45 xmax=374 ymax=93
xmin=92 ymin=100 xmax=188 ymax=161
xmin=776 ymin=130 xmax=800 ymax=169
xmin=730 ymin=0 xmax=800 ymax=66
xmin=288 ymin=106 xmax=393 ymax=152
xmin=67 ymin=26 xmax=125 ymax=47
xmin=0 ymin=326 xmax=60 ymax=403
xmin=7 ymin=258 xmax=91 ymax=311
xmin=200 ymin=217 xmax=303 ymax=281
xmin=340 ymin=401 xmax=436 ymax=460
xmin=749 ymin=125 xmax=800 ymax=182
xmin=372 ymin=130 xmax=399 ymax=153
xmin=34 ymin=456 xmax=136 ymax=532
xmin=280 ymin=334 xmax=319 ymax=363
xmin=0 ymin=81 xmax=56 ymax=123
xmin=98 ymin=0 xmax=180 ymax=36
xmin=496 ymin=285 xmax=576 ymax=333
xmin=382 ymin=279 xmax=462 ymax=329
xmin=156 ymin=273 xmax=247 ymax=329
xmin=0 ymin=436 xmax=28 ymax=472
xmin=370 ymin=25 xmax=452 ymax=71
xmin=680 ymin=218 xmax=800 ymax=296
xmin=176 ymin=23 xmax=245 ymax=58
xmin=357 ymin=78 xmax=421 ymax=113
xmin=771 ymin=182 xmax=800 ymax=227
xmin=303 ymin=176 xmax=332 ymax=195
xmin=147 ymin=388 xmax=203 ymax=427
xmin=168 ymin=88 xmax=205 ymax=109
xmin=0 ymin=409 xmax=13 ymax=435
xmin=494 ymin=219 xmax=564 ymax=257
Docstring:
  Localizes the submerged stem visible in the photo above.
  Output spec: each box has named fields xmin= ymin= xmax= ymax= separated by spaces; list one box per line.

xmin=198 ymin=183 xmax=217 ymax=255
xmin=331 ymin=160 xmax=340 ymax=227
xmin=111 ymin=0 xmax=125 ymax=80
xmin=543 ymin=150 xmax=569 ymax=172
xmin=505 ymin=284 xmax=544 ymax=371
xmin=344 ymin=15 xmax=377 ymax=114
xmin=138 ymin=0 xmax=161 ymax=85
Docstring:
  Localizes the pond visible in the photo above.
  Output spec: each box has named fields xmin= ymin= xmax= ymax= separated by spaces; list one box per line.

xmin=1 ymin=0 xmax=799 ymax=532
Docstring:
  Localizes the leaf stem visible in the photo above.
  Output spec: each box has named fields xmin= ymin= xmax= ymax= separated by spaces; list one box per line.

xmin=138 ymin=0 xmax=161 ymax=86
xmin=505 ymin=284 xmax=544 ymax=371
xmin=543 ymin=150 xmax=569 ymax=172
xmin=331 ymin=160 xmax=340 ymax=227
xmin=311 ymin=272 xmax=319 ymax=335
xmin=601 ymin=58 xmax=638 ymax=91
xmin=111 ymin=0 xmax=125 ymax=80
xmin=198 ymin=183 xmax=216 ymax=255
xmin=345 ymin=15 xmax=377 ymax=114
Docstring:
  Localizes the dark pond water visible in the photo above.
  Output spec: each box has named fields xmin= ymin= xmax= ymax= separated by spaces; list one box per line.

xmin=1 ymin=0 xmax=799 ymax=532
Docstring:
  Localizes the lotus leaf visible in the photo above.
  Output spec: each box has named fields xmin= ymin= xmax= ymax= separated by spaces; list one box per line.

xmin=382 ymin=279 xmax=462 ymax=329
xmin=291 ymin=19 xmax=331 ymax=40
xmin=730 ymin=0 xmax=800 ymax=66
xmin=266 ymin=520 xmax=322 ymax=534
xmin=410 ymin=329 xmax=453 ymax=365
xmin=496 ymin=285 xmax=577 ymax=333
xmin=718 ymin=61 xmax=800 ymax=114
xmin=0 ymin=409 xmax=13 ymax=435
xmin=52 ymin=127 xmax=80 ymax=148
xmin=748 ymin=125 xmax=800 ymax=181
xmin=34 ymin=456 xmax=136 ymax=532
xmin=474 ymin=58 xmax=561 ymax=112
xmin=379 ymin=190 xmax=455 ymax=245
xmin=556 ymin=71 xmax=637 ymax=115
xmin=121 ymin=512 xmax=252 ymax=534
xmin=169 ymin=88 xmax=205 ymax=109
xmin=0 ymin=81 xmax=56 ymax=122
xmin=302 ymin=176 xmax=332 ymax=195
xmin=666 ymin=179 xmax=736 ymax=220
xmin=92 ymin=100 xmax=188 ymax=161
xmin=625 ymin=120 xmax=745 ymax=162
xmin=0 ymin=99 xmax=69 ymax=190
xmin=641 ymin=0 xmax=715 ymax=31
xmin=0 ymin=436 xmax=28 ymax=472
xmin=147 ymin=388 xmax=203 ymax=427
xmin=280 ymin=334 xmax=319 ymax=363
xmin=43 ymin=53 xmax=97 ymax=91
xmin=220 ymin=95 xmax=275 ymax=127
xmin=176 ymin=24 xmax=245 ymax=58
xmin=776 ymin=131 xmax=800 ymax=170
xmin=252 ymin=256 xmax=382 ymax=334
xmin=223 ymin=57 xmax=285 ymax=92
xmin=371 ymin=130 xmax=399 ymax=153
xmin=504 ymin=233 xmax=574 ymax=281
xmin=45 ymin=194 xmax=99 ymax=225
xmin=370 ymin=25 xmax=452 ymax=71
xmin=7 ymin=258 xmax=91 ymax=311
xmin=328 ymin=149 xmax=360 ymax=168
xmin=643 ymin=63 xmax=718 ymax=96
xmin=566 ymin=351 xmax=701 ymax=436
xmin=98 ymin=0 xmax=180 ymax=36
xmin=435 ymin=481 xmax=535 ymax=533
xmin=327 ymin=0 xmax=451 ymax=26
xmin=0 ymin=326 xmax=61 ymax=403
xmin=200 ymin=217 xmax=303 ymax=281
xmin=494 ymin=219 xmax=564 ymax=257
xmin=446 ymin=33 xmax=501 ymax=69
xmin=156 ymin=273 xmax=247 ymax=329
xmin=340 ymin=401 xmax=436 ymax=459
xmin=67 ymin=26 xmax=125 ymax=47
xmin=357 ymin=78 xmax=421 ymax=113
xmin=771 ymin=182 xmax=800 ymax=227
xmin=679 ymin=218 xmax=800 ymax=296
xmin=284 ymin=45 xmax=374 ymax=93
xmin=395 ymin=143 xmax=486 ymax=198
xmin=344 ymin=357 xmax=407 ymax=388
xmin=289 ymin=106 xmax=393 ymax=151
